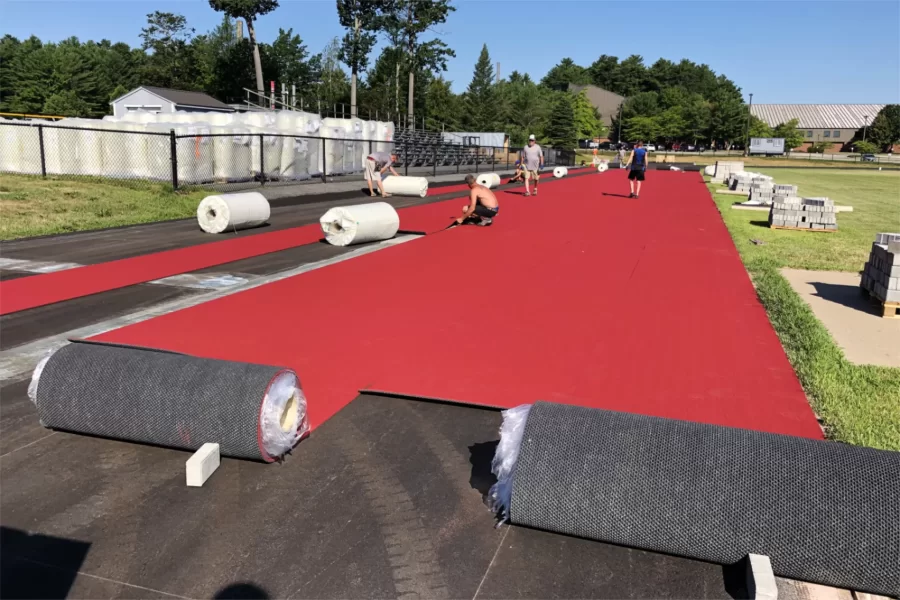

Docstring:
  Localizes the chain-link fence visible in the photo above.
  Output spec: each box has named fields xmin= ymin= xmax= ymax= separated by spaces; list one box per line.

xmin=0 ymin=120 xmax=576 ymax=193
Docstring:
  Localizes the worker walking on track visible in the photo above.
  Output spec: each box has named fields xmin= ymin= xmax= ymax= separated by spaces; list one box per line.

xmin=624 ymin=141 xmax=647 ymax=198
xmin=522 ymin=134 xmax=544 ymax=197
xmin=365 ymin=151 xmax=400 ymax=197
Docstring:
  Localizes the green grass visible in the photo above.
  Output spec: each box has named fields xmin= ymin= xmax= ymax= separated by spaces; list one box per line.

xmin=708 ymin=169 xmax=900 ymax=450
xmin=0 ymin=174 xmax=208 ymax=240
xmin=718 ymin=169 xmax=900 ymax=271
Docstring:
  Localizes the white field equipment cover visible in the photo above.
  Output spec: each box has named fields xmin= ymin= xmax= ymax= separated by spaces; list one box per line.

xmin=197 ymin=192 xmax=270 ymax=234
xmin=382 ymin=175 xmax=429 ymax=198
xmin=320 ymin=202 xmax=400 ymax=247
xmin=476 ymin=173 xmax=501 ymax=188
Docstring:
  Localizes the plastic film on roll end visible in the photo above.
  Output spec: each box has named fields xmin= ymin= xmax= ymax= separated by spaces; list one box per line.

xmin=260 ymin=370 xmax=309 ymax=459
xmin=27 ymin=345 xmax=66 ymax=406
xmin=487 ymin=403 xmax=532 ymax=524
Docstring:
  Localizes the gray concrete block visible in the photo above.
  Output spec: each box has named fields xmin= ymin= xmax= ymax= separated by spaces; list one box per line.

xmin=875 ymin=232 xmax=900 ymax=244
xmin=813 ymin=223 xmax=825 ymax=229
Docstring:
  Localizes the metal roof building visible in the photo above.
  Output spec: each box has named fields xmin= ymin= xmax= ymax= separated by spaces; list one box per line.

xmin=750 ymin=104 xmax=884 ymax=129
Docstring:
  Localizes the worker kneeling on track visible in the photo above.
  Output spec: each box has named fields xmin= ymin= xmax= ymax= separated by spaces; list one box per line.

xmin=457 ymin=174 xmax=500 ymax=227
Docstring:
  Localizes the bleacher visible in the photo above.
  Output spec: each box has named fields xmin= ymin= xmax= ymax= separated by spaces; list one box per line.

xmin=392 ymin=128 xmax=507 ymax=168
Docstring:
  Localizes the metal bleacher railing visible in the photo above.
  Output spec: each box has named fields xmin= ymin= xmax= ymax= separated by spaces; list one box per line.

xmin=0 ymin=120 xmax=576 ymax=193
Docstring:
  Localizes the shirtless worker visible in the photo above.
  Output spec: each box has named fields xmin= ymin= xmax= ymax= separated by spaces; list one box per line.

xmin=364 ymin=151 xmax=400 ymax=197
xmin=456 ymin=174 xmax=499 ymax=226
xmin=522 ymin=134 xmax=544 ymax=196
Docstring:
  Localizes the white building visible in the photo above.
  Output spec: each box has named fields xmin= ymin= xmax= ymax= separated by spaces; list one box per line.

xmin=110 ymin=86 xmax=235 ymax=118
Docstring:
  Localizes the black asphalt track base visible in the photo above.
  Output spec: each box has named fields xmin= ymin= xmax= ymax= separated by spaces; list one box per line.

xmin=1 ymin=392 xmax=734 ymax=599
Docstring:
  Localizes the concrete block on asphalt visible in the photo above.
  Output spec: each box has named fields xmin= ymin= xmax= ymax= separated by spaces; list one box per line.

xmin=186 ymin=443 xmax=221 ymax=487
xmin=745 ymin=554 xmax=778 ymax=600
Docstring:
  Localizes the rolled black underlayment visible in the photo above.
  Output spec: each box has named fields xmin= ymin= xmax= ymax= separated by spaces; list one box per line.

xmin=29 ymin=340 xmax=309 ymax=462
xmin=489 ymin=402 xmax=900 ymax=596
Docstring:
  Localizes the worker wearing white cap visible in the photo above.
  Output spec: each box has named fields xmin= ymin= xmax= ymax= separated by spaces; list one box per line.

xmin=521 ymin=134 xmax=544 ymax=197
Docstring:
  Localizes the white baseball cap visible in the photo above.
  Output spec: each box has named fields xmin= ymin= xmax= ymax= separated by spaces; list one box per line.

xmin=528 ymin=134 xmax=536 ymax=141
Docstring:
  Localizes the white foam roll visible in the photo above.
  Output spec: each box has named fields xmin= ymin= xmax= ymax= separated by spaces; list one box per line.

xmin=597 ymin=163 xmax=609 ymax=173
xmin=704 ymin=165 xmax=716 ymax=176
xmin=476 ymin=173 xmax=501 ymax=188
xmin=320 ymin=202 xmax=400 ymax=247
xmin=553 ymin=166 xmax=568 ymax=178
xmin=381 ymin=175 xmax=429 ymax=198
xmin=197 ymin=192 xmax=271 ymax=234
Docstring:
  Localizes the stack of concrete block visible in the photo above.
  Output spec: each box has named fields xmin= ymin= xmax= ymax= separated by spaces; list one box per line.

xmin=861 ymin=233 xmax=900 ymax=304
xmin=768 ymin=197 xmax=838 ymax=230
xmin=748 ymin=180 xmax=775 ymax=204
xmin=712 ymin=160 xmax=745 ymax=183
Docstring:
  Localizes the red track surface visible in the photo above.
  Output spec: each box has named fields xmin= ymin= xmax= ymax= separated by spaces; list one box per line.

xmin=93 ymin=170 xmax=822 ymax=439
xmin=0 ymin=172 xmax=579 ymax=315
xmin=0 ymin=197 xmax=458 ymax=315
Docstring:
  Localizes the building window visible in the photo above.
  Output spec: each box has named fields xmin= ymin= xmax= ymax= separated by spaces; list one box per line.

xmin=824 ymin=130 xmax=831 ymax=138
xmin=125 ymin=105 xmax=162 ymax=113
xmin=833 ymin=130 xmax=840 ymax=138
xmin=806 ymin=130 xmax=813 ymax=137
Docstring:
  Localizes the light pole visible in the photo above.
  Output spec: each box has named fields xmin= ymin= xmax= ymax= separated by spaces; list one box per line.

xmin=863 ymin=115 xmax=869 ymax=142
xmin=744 ymin=93 xmax=753 ymax=156
xmin=616 ymin=101 xmax=624 ymax=145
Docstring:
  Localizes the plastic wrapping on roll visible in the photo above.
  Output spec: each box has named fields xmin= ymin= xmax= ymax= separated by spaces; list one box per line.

xmin=476 ymin=173 xmax=501 ymax=188
xmin=30 ymin=341 xmax=308 ymax=462
xmin=597 ymin=162 xmax=609 ymax=173
xmin=704 ymin=165 xmax=716 ymax=176
xmin=381 ymin=175 xmax=429 ymax=198
xmin=553 ymin=166 xmax=568 ymax=178
xmin=319 ymin=202 xmax=400 ymax=247
xmin=197 ymin=192 xmax=270 ymax=234
xmin=490 ymin=401 xmax=899 ymax=596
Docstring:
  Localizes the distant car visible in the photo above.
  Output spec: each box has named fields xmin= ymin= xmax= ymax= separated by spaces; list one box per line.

xmin=861 ymin=154 xmax=876 ymax=162
xmin=645 ymin=144 xmax=656 ymax=152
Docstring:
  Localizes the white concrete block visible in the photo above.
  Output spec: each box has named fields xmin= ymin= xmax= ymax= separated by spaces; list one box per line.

xmin=746 ymin=554 xmax=778 ymax=600
xmin=186 ymin=443 xmax=220 ymax=487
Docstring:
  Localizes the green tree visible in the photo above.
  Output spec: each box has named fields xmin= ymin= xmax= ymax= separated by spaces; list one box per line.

xmin=868 ymin=105 xmax=900 ymax=151
xmin=464 ymin=44 xmax=497 ymax=131
xmin=316 ymin=37 xmax=350 ymax=112
xmin=747 ymin=114 xmax=773 ymax=139
xmin=498 ymin=76 xmax=551 ymax=146
xmin=657 ymin=106 xmax=686 ymax=143
xmin=682 ymin=94 xmax=711 ymax=144
xmin=208 ymin=0 xmax=279 ymax=98
xmin=43 ymin=90 xmax=91 ymax=116
xmin=545 ymin=93 xmax=576 ymax=148
xmin=853 ymin=140 xmax=878 ymax=154
xmin=572 ymin=89 xmax=604 ymax=140
xmin=540 ymin=57 xmax=590 ymax=91
xmin=772 ymin=119 xmax=805 ymax=150
xmin=269 ymin=28 xmax=315 ymax=98
xmin=587 ymin=54 xmax=619 ymax=91
xmin=707 ymin=88 xmax=744 ymax=148
xmin=337 ymin=0 xmax=390 ymax=117
xmin=382 ymin=0 xmax=455 ymax=129
xmin=192 ymin=15 xmax=237 ymax=92
xmin=140 ymin=12 xmax=200 ymax=90
xmin=423 ymin=76 xmax=460 ymax=130
xmin=625 ymin=115 xmax=660 ymax=142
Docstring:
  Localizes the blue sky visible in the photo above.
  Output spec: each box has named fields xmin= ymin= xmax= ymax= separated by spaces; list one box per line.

xmin=2 ymin=0 xmax=898 ymax=103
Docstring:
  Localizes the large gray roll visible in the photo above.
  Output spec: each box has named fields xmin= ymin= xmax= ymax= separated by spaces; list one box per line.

xmin=28 ymin=341 xmax=308 ymax=462
xmin=489 ymin=402 xmax=899 ymax=596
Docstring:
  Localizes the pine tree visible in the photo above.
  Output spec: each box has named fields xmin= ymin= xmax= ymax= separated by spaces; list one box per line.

xmin=465 ymin=44 xmax=496 ymax=131
xmin=545 ymin=93 xmax=577 ymax=148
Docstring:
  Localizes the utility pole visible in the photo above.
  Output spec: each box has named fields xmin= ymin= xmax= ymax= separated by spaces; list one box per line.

xmin=863 ymin=115 xmax=869 ymax=142
xmin=496 ymin=62 xmax=501 ymax=84
xmin=744 ymin=93 xmax=753 ymax=156
xmin=616 ymin=102 xmax=624 ymax=144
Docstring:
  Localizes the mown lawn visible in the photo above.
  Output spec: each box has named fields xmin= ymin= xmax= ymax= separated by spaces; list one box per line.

xmin=0 ymin=174 xmax=208 ymax=240
xmin=708 ymin=169 xmax=900 ymax=451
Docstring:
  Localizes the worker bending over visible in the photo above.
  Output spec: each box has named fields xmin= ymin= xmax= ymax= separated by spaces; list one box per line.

xmin=365 ymin=151 xmax=400 ymax=197
xmin=457 ymin=174 xmax=500 ymax=226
